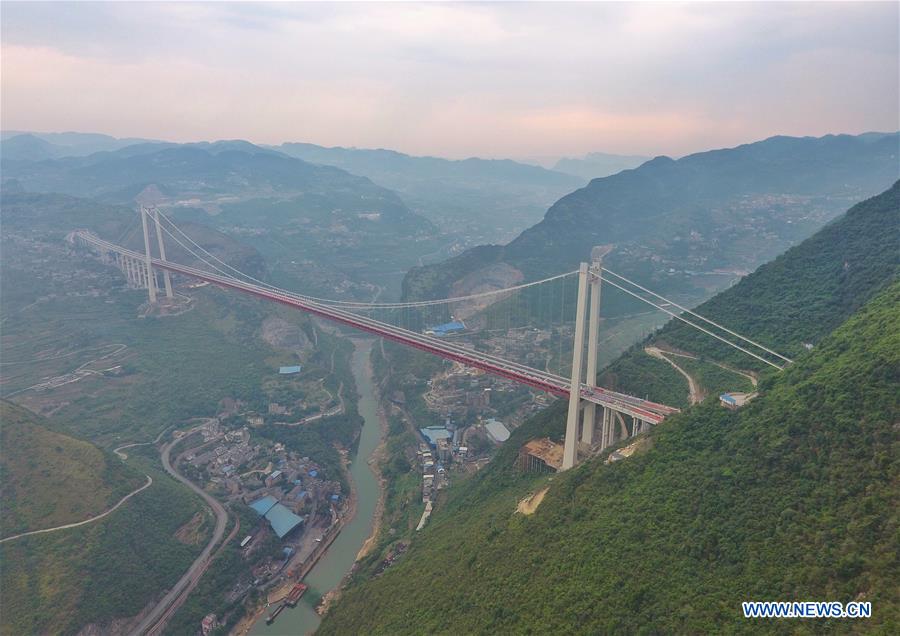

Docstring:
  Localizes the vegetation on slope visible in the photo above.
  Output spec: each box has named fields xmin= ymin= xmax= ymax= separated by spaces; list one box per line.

xmin=0 ymin=401 xmax=145 ymax=537
xmin=320 ymin=280 xmax=900 ymax=635
xmin=0 ymin=414 xmax=204 ymax=635
xmin=653 ymin=181 xmax=900 ymax=369
xmin=599 ymin=344 xmax=690 ymax=409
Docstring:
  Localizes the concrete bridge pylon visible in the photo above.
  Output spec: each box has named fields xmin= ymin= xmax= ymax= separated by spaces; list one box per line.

xmin=140 ymin=206 xmax=158 ymax=304
xmin=151 ymin=208 xmax=174 ymax=299
xmin=563 ymin=245 xmax=618 ymax=470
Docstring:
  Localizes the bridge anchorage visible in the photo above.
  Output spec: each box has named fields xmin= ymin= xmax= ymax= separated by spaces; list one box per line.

xmin=73 ymin=208 xmax=790 ymax=470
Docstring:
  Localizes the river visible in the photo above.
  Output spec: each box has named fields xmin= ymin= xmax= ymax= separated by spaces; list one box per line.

xmin=250 ymin=338 xmax=383 ymax=636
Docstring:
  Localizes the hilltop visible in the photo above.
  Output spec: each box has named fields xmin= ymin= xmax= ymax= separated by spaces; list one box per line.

xmin=553 ymin=150 xmax=649 ymax=180
xmin=318 ymin=186 xmax=900 ymax=632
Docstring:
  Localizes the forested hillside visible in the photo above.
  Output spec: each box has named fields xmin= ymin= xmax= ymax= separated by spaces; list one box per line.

xmin=320 ymin=278 xmax=900 ymax=635
xmin=0 ymin=401 xmax=145 ymax=537
xmin=0 ymin=403 xmax=205 ymax=635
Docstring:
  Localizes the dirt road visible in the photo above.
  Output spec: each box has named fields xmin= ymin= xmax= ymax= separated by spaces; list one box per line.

xmin=0 ymin=475 xmax=152 ymax=544
xmin=645 ymin=346 xmax=703 ymax=405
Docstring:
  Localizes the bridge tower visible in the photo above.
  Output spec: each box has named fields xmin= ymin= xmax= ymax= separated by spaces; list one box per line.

xmin=562 ymin=246 xmax=611 ymax=470
xmin=151 ymin=208 xmax=174 ymax=299
xmin=140 ymin=206 xmax=158 ymax=303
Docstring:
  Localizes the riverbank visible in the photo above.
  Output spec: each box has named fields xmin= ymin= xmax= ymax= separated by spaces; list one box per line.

xmin=242 ymin=338 xmax=386 ymax=636
xmin=355 ymin=405 xmax=390 ymax=561
xmin=316 ymin=345 xmax=390 ymax=617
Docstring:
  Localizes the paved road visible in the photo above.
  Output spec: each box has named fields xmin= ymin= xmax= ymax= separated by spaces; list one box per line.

xmin=129 ymin=433 xmax=229 ymax=636
xmin=0 ymin=475 xmax=153 ymax=544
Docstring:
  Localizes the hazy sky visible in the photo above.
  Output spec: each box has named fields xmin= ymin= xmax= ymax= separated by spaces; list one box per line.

xmin=2 ymin=1 xmax=897 ymax=160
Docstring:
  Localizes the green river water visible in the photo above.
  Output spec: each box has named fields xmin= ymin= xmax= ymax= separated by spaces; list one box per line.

xmin=250 ymin=338 xmax=382 ymax=635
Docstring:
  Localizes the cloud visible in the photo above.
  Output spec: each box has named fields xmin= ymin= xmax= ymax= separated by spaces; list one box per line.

xmin=1 ymin=1 xmax=897 ymax=158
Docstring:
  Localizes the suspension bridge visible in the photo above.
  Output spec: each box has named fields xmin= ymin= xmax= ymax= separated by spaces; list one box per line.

xmin=70 ymin=207 xmax=791 ymax=470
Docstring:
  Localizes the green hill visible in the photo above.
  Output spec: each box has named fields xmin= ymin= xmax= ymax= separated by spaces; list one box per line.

xmin=0 ymin=401 xmax=145 ymax=537
xmin=319 ymin=183 xmax=900 ymax=634
xmin=0 ymin=403 xmax=205 ymax=635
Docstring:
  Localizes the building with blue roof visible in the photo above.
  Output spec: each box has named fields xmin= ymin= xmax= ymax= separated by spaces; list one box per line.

xmin=424 ymin=321 xmax=466 ymax=336
xmin=279 ymin=365 xmax=303 ymax=374
xmin=249 ymin=495 xmax=278 ymax=516
xmin=420 ymin=426 xmax=452 ymax=446
xmin=264 ymin=504 xmax=303 ymax=538
xmin=249 ymin=495 xmax=303 ymax=538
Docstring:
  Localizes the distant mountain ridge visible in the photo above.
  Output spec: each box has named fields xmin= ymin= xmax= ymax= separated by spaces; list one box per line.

xmin=0 ymin=139 xmax=440 ymax=299
xmin=0 ymin=140 xmax=389 ymax=200
xmin=273 ymin=141 xmax=586 ymax=243
xmin=404 ymin=132 xmax=900 ymax=310
xmin=553 ymin=150 xmax=650 ymax=180
xmin=273 ymin=142 xmax=579 ymax=185
xmin=0 ymin=131 xmax=161 ymax=160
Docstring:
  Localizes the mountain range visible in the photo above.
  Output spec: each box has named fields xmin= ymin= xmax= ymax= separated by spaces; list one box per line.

xmin=403 ymin=132 xmax=900 ymax=316
xmin=1 ymin=139 xmax=441 ymax=298
xmin=0 ymin=131 xmax=159 ymax=160
xmin=273 ymin=141 xmax=586 ymax=243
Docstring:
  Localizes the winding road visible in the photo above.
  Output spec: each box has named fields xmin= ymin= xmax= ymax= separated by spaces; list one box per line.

xmin=645 ymin=346 xmax=703 ymax=405
xmin=129 ymin=432 xmax=229 ymax=636
xmin=0 ymin=475 xmax=153 ymax=544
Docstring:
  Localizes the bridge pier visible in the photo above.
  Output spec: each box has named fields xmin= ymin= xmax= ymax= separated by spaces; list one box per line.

xmin=600 ymin=407 xmax=612 ymax=449
xmin=123 ymin=256 xmax=136 ymax=287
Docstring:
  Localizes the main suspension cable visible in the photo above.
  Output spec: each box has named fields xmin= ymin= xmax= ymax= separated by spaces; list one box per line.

xmin=602 ymin=267 xmax=793 ymax=363
xmin=599 ymin=274 xmax=784 ymax=370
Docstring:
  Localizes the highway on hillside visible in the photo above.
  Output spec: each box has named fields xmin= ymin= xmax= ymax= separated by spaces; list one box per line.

xmin=130 ymin=432 xmax=229 ymax=636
